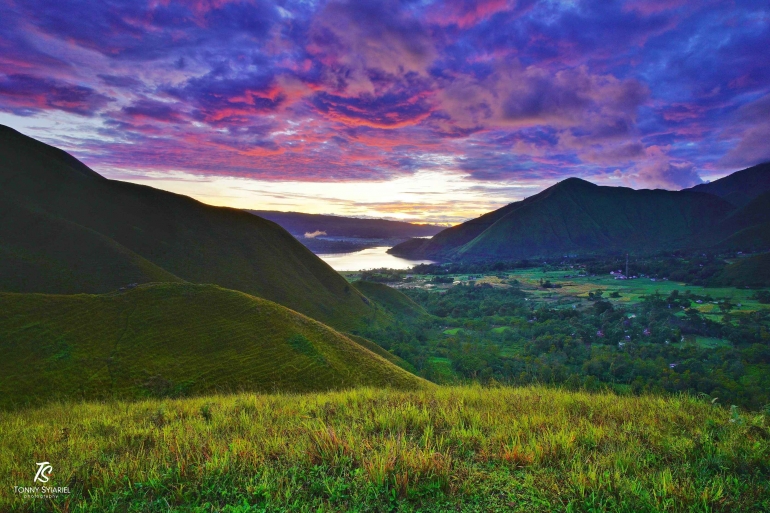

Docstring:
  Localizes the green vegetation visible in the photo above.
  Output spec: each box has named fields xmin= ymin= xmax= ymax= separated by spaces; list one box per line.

xmin=391 ymin=177 xmax=735 ymax=260
xmin=391 ymin=163 xmax=770 ymax=262
xmin=0 ymin=283 xmax=426 ymax=409
xmin=1 ymin=128 xmax=768 ymax=511
xmin=0 ymin=124 xmax=372 ymax=331
xmin=352 ymin=280 xmax=428 ymax=319
xmin=350 ymin=264 xmax=770 ymax=410
xmin=712 ymin=253 xmax=770 ymax=288
xmin=2 ymin=386 xmax=768 ymax=512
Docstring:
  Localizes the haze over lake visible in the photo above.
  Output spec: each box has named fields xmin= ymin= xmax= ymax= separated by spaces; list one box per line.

xmin=317 ymin=246 xmax=435 ymax=271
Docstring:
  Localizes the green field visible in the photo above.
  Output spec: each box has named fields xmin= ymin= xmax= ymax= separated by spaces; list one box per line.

xmin=0 ymin=283 xmax=426 ymax=409
xmin=501 ymin=269 xmax=770 ymax=313
xmin=1 ymin=386 xmax=767 ymax=512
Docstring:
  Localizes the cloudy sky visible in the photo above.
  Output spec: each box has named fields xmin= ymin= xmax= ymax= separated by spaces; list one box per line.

xmin=1 ymin=0 xmax=768 ymax=223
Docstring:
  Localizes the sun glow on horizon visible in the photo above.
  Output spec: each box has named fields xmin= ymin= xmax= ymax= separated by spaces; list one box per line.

xmin=118 ymin=169 xmax=543 ymax=224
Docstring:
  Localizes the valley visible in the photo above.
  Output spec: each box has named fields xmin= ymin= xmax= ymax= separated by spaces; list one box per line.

xmin=1 ymin=128 xmax=768 ymax=511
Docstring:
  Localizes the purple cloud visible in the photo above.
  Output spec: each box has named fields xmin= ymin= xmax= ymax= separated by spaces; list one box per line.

xmin=0 ymin=0 xmax=766 ymax=194
xmin=0 ymin=74 xmax=112 ymax=116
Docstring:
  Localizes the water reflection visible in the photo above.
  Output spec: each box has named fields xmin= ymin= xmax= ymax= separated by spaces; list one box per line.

xmin=318 ymin=246 xmax=435 ymax=271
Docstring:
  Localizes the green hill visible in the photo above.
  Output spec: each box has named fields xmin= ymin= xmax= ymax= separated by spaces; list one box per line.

xmin=391 ymin=178 xmax=734 ymax=261
xmin=352 ymin=280 xmax=429 ymax=319
xmin=709 ymin=191 xmax=770 ymax=251
xmin=0 ymin=125 xmax=373 ymax=330
xmin=711 ymin=252 xmax=770 ymax=288
xmin=689 ymin=162 xmax=770 ymax=207
xmin=1 ymin=386 xmax=767 ymax=511
xmin=0 ymin=201 xmax=185 ymax=292
xmin=343 ymin=332 xmax=417 ymax=372
xmin=0 ymin=283 xmax=427 ymax=409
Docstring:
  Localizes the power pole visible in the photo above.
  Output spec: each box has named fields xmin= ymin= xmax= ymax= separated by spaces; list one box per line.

xmin=626 ymin=253 xmax=629 ymax=277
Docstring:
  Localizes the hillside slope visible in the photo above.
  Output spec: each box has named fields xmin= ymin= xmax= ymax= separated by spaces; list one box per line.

xmin=711 ymin=252 xmax=770 ymax=288
xmin=0 ymin=199 xmax=185 ymax=293
xmin=0 ymin=283 xmax=427 ymax=409
xmin=352 ymin=280 xmax=429 ymax=319
xmin=689 ymin=162 xmax=770 ymax=207
xmin=392 ymin=178 xmax=734 ymax=261
xmin=709 ymin=191 xmax=770 ymax=251
xmin=0 ymin=125 xmax=373 ymax=330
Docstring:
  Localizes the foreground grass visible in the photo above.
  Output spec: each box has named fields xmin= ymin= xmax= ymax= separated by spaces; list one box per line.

xmin=1 ymin=386 xmax=768 ymax=512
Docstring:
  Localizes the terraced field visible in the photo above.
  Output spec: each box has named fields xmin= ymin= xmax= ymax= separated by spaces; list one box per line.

xmin=0 ymin=283 xmax=428 ymax=409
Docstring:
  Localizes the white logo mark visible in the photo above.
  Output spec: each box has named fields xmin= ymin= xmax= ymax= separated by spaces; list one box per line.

xmin=34 ymin=462 xmax=52 ymax=483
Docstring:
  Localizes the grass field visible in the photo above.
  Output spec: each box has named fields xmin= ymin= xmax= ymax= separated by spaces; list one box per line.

xmin=495 ymin=269 xmax=770 ymax=314
xmin=0 ymin=283 xmax=426 ymax=409
xmin=1 ymin=386 xmax=768 ymax=512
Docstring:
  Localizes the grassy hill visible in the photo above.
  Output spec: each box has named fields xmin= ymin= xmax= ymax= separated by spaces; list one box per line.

xmin=0 ymin=283 xmax=427 ymax=410
xmin=352 ymin=280 xmax=429 ymax=319
xmin=0 ymin=201 xmax=185 ymax=293
xmin=689 ymin=162 xmax=770 ymax=207
xmin=0 ymin=125 xmax=373 ymax=330
xmin=1 ymin=386 xmax=767 ymax=511
xmin=392 ymin=178 xmax=734 ymax=261
xmin=343 ymin=332 xmax=417 ymax=373
xmin=711 ymin=252 xmax=770 ymax=288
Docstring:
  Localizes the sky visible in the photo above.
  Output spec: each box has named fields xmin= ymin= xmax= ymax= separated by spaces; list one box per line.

xmin=0 ymin=0 xmax=768 ymax=224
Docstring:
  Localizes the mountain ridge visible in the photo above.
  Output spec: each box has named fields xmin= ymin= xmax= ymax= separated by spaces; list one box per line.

xmin=390 ymin=167 xmax=770 ymax=261
xmin=0 ymin=124 xmax=375 ymax=331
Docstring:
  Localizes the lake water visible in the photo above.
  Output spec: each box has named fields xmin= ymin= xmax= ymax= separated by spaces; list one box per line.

xmin=318 ymin=246 xmax=435 ymax=271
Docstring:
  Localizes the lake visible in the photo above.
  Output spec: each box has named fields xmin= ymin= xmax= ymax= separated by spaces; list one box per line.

xmin=317 ymin=246 xmax=435 ymax=271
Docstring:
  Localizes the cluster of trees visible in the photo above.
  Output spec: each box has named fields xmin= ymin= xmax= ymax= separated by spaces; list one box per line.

xmin=359 ymin=282 xmax=770 ymax=410
xmin=581 ymin=252 xmax=734 ymax=285
xmin=399 ymin=250 xmax=754 ymax=287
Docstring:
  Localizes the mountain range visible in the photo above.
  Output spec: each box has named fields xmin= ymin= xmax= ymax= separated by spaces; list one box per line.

xmin=248 ymin=210 xmax=443 ymax=253
xmin=248 ymin=210 xmax=443 ymax=239
xmin=390 ymin=163 xmax=770 ymax=262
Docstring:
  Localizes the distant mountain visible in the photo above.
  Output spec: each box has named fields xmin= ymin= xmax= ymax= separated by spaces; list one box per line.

xmin=688 ymin=162 xmax=770 ymax=207
xmin=249 ymin=210 xmax=443 ymax=239
xmin=0 ymin=283 xmax=427 ymax=408
xmin=390 ymin=177 xmax=738 ymax=261
xmin=0 ymin=125 xmax=374 ymax=331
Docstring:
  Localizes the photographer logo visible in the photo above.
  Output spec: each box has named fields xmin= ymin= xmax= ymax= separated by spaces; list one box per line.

xmin=34 ymin=462 xmax=53 ymax=483
xmin=12 ymin=461 xmax=70 ymax=499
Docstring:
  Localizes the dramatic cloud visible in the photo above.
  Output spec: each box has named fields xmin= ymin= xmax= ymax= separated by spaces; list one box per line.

xmin=0 ymin=0 xmax=768 ymax=220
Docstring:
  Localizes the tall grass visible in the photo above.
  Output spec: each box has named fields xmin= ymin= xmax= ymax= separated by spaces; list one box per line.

xmin=1 ymin=386 xmax=767 ymax=512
